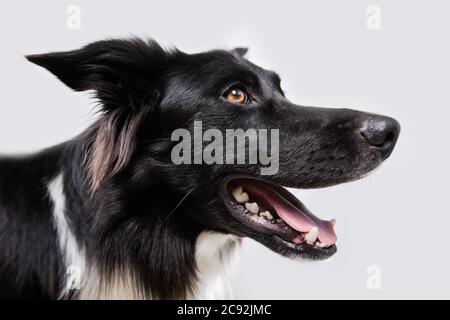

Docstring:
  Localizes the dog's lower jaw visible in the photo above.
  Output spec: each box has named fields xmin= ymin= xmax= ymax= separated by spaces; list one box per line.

xmin=190 ymin=231 xmax=241 ymax=300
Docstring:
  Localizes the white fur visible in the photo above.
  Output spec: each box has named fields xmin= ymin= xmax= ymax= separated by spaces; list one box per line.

xmin=78 ymin=265 xmax=142 ymax=300
xmin=80 ymin=231 xmax=241 ymax=300
xmin=48 ymin=173 xmax=87 ymax=298
xmin=191 ymin=231 xmax=241 ymax=299
xmin=48 ymin=173 xmax=239 ymax=299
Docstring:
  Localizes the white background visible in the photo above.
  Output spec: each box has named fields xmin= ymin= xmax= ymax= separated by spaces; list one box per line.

xmin=0 ymin=0 xmax=449 ymax=299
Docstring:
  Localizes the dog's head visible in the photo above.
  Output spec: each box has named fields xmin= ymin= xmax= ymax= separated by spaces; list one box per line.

xmin=28 ymin=38 xmax=400 ymax=260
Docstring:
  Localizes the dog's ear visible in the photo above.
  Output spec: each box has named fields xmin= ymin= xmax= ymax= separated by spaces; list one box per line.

xmin=231 ymin=47 xmax=248 ymax=58
xmin=26 ymin=38 xmax=169 ymax=112
xmin=27 ymin=38 xmax=175 ymax=192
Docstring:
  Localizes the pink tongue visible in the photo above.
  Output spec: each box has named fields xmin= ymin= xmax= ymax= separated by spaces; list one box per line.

xmin=241 ymin=181 xmax=337 ymax=246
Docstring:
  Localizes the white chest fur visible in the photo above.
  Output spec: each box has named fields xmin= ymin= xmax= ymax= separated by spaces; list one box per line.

xmin=48 ymin=173 xmax=241 ymax=299
xmin=191 ymin=231 xmax=241 ymax=299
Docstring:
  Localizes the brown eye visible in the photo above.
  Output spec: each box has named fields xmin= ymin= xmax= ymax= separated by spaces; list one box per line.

xmin=224 ymin=88 xmax=248 ymax=104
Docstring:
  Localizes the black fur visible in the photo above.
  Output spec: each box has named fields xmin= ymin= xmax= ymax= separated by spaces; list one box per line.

xmin=0 ymin=38 xmax=400 ymax=299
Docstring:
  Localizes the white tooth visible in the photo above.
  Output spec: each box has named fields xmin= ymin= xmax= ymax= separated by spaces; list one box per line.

xmin=238 ymin=192 xmax=249 ymax=203
xmin=245 ymin=202 xmax=259 ymax=214
xmin=232 ymin=186 xmax=249 ymax=203
xmin=305 ymin=227 xmax=318 ymax=245
xmin=232 ymin=186 xmax=242 ymax=199
xmin=316 ymin=241 xmax=327 ymax=248
xmin=260 ymin=211 xmax=273 ymax=220
xmin=331 ymin=219 xmax=336 ymax=227
xmin=276 ymin=219 xmax=283 ymax=224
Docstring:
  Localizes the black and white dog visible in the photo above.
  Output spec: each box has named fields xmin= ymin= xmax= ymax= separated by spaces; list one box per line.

xmin=0 ymin=38 xmax=400 ymax=299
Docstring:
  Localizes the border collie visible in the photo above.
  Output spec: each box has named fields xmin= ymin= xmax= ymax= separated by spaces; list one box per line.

xmin=0 ymin=38 xmax=400 ymax=299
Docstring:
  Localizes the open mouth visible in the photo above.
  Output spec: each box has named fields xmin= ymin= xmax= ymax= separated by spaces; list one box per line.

xmin=220 ymin=176 xmax=337 ymax=259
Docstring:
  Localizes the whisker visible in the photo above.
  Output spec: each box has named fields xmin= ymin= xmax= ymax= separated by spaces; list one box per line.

xmin=161 ymin=184 xmax=198 ymax=224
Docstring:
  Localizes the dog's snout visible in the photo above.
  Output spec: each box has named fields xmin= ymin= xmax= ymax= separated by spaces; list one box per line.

xmin=360 ymin=115 xmax=400 ymax=159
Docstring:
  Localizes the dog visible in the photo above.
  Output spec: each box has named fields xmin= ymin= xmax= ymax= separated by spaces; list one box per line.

xmin=0 ymin=38 xmax=400 ymax=299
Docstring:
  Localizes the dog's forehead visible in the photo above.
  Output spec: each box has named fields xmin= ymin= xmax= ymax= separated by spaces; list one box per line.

xmin=175 ymin=49 xmax=279 ymax=84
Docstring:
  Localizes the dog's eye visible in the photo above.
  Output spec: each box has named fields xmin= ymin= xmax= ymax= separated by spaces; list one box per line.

xmin=224 ymin=88 xmax=249 ymax=104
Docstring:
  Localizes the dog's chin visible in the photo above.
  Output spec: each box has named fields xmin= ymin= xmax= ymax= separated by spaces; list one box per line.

xmin=218 ymin=175 xmax=339 ymax=260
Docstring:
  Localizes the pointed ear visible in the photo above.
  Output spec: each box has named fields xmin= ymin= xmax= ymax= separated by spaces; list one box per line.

xmin=26 ymin=38 xmax=169 ymax=112
xmin=26 ymin=50 xmax=97 ymax=92
xmin=231 ymin=47 xmax=249 ymax=58
xmin=27 ymin=38 xmax=176 ymax=192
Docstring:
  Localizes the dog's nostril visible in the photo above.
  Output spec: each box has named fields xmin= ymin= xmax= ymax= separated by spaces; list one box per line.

xmin=384 ymin=131 xmax=395 ymax=145
xmin=360 ymin=130 xmax=393 ymax=148
xmin=360 ymin=115 xmax=400 ymax=159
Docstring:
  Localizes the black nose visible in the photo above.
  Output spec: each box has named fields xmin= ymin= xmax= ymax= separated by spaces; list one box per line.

xmin=360 ymin=115 xmax=400 ymax=159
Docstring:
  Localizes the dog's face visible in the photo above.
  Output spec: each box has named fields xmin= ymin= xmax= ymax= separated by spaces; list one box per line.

xmin=28 ymin=39 xmax=400 ymax=260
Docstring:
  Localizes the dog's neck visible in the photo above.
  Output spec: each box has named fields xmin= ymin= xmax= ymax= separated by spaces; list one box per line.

xmin=191 ymin=231 xmax=241 ymax=299
xmin=74 ymin=231 xmax=241 ymax=300
xmin=49 ymin=152 xmax=240 ymax=299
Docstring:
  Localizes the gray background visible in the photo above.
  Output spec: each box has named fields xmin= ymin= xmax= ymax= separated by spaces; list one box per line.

xmin=0 ymin=0 xmax=448 ymax=299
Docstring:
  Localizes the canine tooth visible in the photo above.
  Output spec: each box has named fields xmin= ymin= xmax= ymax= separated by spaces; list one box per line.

xmin=245 ymin=202 xmax=259 ymax=214
xmin=260 ymin=211 xmax=273 ymax=220
xmin=237 ymin=192 xmax=249 ymax=203
xmin=331 ymin=219 xmax=336 ymax=227
xmin=316 ymin=241 xmax=327 ymax=248
xmin=232 ymin=186 xmax=242 ymax=196
xmin=305 ymin=227 xmax=318 ymax=245
xmin=276 ymin=219 xmax=283 ymax=224
xmin=232 ymin=186 xmax=249 ymax=203
xmin=232 ymin=186 xmax=242 ymax=200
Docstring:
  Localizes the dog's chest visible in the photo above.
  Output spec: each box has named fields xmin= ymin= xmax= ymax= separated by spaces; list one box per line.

xmin=191 ymin=231 xmax=241 ymax=299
